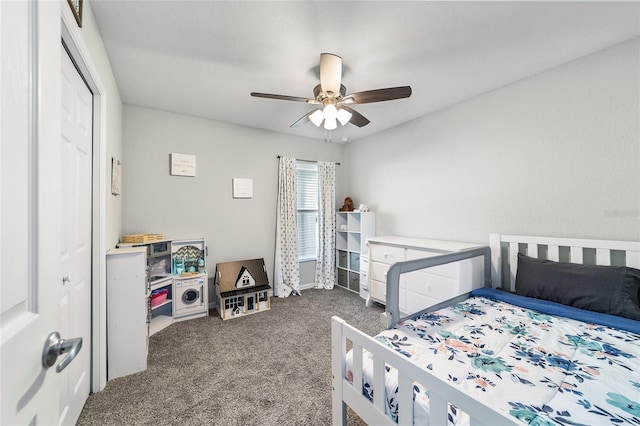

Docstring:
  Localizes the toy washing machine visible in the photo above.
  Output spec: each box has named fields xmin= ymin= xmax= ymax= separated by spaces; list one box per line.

xmin=173 ymin=274 xmax=208 ymax=321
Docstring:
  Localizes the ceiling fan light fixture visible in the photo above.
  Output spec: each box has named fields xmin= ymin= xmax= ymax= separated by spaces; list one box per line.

xmin=323 ymin=104 xmax=338 ymax=120
xmin=323 ymin=116 xmax=338 ymax=130
xmin=337 ymin=108 xmax=352 ymax=125
xmin=322 ymin=104 xmax=338 ymax=130
xmin=309 ymin=109 xmax=324 ymax=127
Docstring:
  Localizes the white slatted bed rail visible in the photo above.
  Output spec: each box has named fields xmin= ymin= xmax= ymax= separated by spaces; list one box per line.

xmin=331 ymin=233 xmax=640 ymax=426
xmin=331 ymin=317 xmax=518 ymax=426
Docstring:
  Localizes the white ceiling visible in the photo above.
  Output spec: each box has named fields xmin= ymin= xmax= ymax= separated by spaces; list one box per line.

xmin=90 ymin=1 xmax=640 ymax=143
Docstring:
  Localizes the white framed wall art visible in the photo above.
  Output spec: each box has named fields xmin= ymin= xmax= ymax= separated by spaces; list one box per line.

xmin=232 ymin=178 xmax=253 ymax=199
xmin=170 ymin=153 xmax=196 ymax=177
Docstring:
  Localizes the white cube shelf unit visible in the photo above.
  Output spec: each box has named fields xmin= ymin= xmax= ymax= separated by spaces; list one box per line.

xmin=336 ymin=211 xmax=375 ymax=293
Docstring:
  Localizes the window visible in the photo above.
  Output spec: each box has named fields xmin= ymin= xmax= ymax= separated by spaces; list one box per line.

xmin=296 ymin=161 xmax=318 ymax=261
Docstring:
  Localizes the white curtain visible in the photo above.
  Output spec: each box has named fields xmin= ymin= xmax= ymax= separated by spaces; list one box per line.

xmin=315 ymin=161 xmax=336 ymax=289
xmin=274 ymin=157 xmax=301 ymax=297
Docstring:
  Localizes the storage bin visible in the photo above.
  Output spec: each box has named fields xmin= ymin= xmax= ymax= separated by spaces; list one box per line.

xmin=122 ymin=233 xmax=165 ymax=244
xmin=349 ymin=252 xmax=360 ymax=271
xmin=349 ymin=271 xmax=360 ymax=293
xmin=150 ymin=288 xmax=168 ymax=307
xmin=337 ymin=269 xmax=347 ymax=287
xmin=338 ymin=250 xmax=348 ymax=268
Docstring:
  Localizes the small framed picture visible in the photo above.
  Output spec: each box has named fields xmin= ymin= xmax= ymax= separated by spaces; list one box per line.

xmin=67 ymin=0 xmax=83 ymax=28
xmin=170 ymin=153 xmax=196 ymax=177
xmin=232 ymin=178 xmax=253 ymax=199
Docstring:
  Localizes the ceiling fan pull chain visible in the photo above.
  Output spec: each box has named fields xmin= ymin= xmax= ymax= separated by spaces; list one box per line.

xmin=324 ymin=129 xmax=332 ymax=143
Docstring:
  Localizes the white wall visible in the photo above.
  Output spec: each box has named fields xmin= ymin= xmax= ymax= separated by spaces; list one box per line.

xmin=121 ymin=38 xmax=639 ymax=295
xmin=122 ymin=106 xmax=344 ymax=290
xmin=81 ymin=2 xmax=124 ymax=250
xmin=344 ymin=38 xmax=640 ymax=244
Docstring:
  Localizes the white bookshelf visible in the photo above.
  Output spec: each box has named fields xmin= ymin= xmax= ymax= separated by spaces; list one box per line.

xmin=336 ymin=211 xmax=375 ymax=294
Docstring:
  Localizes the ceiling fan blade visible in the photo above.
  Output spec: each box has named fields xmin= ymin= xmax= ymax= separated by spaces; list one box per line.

xmin=290 ymin=110 xmax=314 ymax=128
xmin=251 ymin=92 xmax=316 ymax=103
xmin=344 ymin=86 xmax=412 ymax=104
xmin=340 ymin=106 xmax=370 ymax=127
xmin=319 ymin=53 xmax=342 ymax=96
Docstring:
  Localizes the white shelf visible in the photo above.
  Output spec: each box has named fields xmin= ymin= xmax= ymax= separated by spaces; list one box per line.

xmin=116 ymin=238 xmax=173 ymax=248
xmin=336 ymin=212 xmax=375 ymax=294
xmin=347 ymin=232 xmax=361 ymax=252
xmin=336 ymin=232 xmax=348 ymax=251
xmin=347 ymin=214 xmax=362 ymax=232
xmin=149 ymin=314 xmax=173 ymax=336
xmin=150 ymin=298 xmax=172 ymax=311
xmin=150 ymin=276 xmax=172 ymax=291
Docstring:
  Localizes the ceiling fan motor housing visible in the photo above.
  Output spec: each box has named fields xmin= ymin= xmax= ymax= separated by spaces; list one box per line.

xmin=313 ymin=84 xmax=347 ymax=103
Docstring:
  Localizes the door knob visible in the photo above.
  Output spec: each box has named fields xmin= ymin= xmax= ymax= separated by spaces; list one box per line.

xmin=42 ymin=331 xmax=82 ymax=373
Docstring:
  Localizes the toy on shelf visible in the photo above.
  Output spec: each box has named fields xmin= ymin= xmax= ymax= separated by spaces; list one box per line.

xmin=173 ymin=256 xmax=185 ymax=275
xmin=339 ymin=196 xmax=354 ymax=212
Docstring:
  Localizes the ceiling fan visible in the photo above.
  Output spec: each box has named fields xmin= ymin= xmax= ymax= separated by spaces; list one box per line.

xmin=251 ymin=53 xmax=412 ymax=131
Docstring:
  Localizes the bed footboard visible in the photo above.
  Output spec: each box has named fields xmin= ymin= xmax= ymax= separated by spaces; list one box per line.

xmin=331 ymin=316 xmax=517 ymax=426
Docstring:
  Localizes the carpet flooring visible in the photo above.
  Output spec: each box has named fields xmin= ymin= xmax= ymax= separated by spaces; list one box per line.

xmin=77 ymin=286 xmax=385 ymax=426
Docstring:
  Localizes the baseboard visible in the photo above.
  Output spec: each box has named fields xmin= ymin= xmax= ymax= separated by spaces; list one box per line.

xmin=299 ymin=282 xmax=316 ymax=291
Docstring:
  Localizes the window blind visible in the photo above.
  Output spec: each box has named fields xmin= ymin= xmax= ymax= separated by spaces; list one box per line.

xmin=296 ymin=161 xmax=318 ymax=261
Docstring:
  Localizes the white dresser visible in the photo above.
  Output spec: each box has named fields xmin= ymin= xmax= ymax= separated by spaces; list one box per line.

xmin=367 ymin=236 xmax=484 ymax=316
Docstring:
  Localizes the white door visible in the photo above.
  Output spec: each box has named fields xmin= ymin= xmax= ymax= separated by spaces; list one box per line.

xmin=59 ymin=45 xmax=92 ymax=425
xmin=1 ymin=1 xmax=68 ymax=424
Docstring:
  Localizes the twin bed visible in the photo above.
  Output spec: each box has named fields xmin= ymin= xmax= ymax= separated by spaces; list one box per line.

xmin=331 ymin=234 xmax=640 ymax=425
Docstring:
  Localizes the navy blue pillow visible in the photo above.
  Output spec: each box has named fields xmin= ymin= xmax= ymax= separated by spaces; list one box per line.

xmin=515 ymin=253 xmax=640 ymax=321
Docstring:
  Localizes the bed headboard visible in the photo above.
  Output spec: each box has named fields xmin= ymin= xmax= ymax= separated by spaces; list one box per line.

xmin=489 ymin=234 xmax=640 ymax=292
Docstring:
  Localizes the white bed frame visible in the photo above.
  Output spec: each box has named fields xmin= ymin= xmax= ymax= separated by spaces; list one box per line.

xmin=331 ymin=233 xmax=640 ymax=426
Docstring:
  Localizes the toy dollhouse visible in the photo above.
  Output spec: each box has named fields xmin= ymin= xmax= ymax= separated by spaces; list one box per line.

xmin=214 ymin=258 xmax=270 ymax=320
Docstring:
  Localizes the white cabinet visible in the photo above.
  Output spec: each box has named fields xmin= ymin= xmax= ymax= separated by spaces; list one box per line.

xmin=336 ymin=212 xmax=375 ymax=294
xmin=106 ymin=248 xmax=148 ymax=380
xmin=367 ymin=236 xmax=484 ymax=316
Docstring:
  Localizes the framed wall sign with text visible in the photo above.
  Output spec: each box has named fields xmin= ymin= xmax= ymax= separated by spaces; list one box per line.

xmin=170 ymin=153 xmax=196 ymax=177
xmin=232 ymin=178 xmax=253 ymax=198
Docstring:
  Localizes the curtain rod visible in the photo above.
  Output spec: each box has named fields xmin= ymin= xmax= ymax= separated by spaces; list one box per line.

xmin=277 ymin=155 xmax=340 ymax=165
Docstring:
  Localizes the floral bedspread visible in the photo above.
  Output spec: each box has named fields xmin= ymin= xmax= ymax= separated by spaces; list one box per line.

xmin=346 ymin=296 xmax=640 ymax=425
